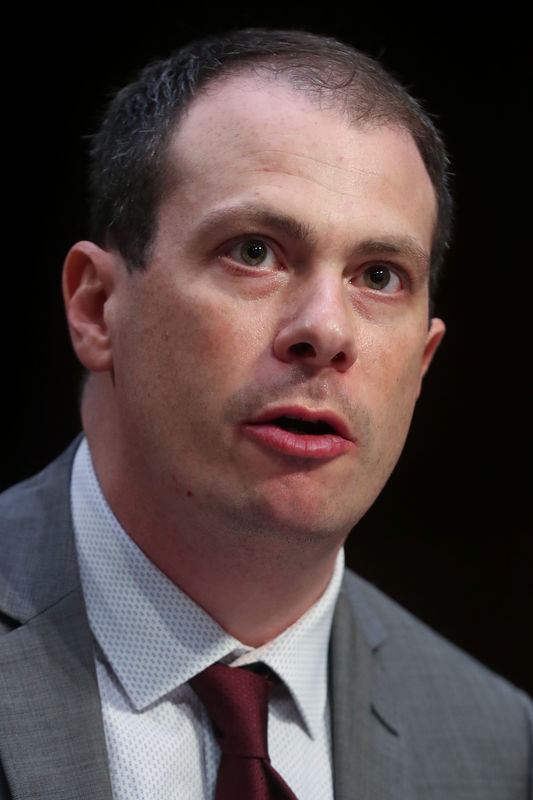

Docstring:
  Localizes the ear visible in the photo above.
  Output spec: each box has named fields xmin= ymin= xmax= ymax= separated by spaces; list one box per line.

xmin=62 ymin=241 xmax=118 ymax=372
xmin=417 ymin=317 xmax=446 ymax=397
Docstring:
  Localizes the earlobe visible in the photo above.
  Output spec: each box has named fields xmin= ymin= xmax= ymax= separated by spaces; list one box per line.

xmin=62 ymin=241 xmax=117 ymax=372
xmin=417 ymin=317 xmax=446 ymax=397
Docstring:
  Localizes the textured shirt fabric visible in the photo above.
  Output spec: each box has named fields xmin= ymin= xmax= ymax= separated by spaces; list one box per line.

xmin=71 ymin=437 xmax=343 ymax=800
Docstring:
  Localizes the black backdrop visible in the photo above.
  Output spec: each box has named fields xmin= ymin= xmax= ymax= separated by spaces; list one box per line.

xmin=3 ymin=7 xmax=531 ymax=694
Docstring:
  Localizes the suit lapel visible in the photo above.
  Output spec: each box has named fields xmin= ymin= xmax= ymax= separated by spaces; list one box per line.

xmin=0 ymin=439 xmax=111 ymax=799
xmin=0 ymin=588 xmax=113 ymax=800
xmin=330 ymin=579 xmax=414 ymax=800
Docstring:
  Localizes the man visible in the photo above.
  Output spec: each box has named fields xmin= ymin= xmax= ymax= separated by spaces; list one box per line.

xmin=0 ymin=28 xmax=531 ymax=800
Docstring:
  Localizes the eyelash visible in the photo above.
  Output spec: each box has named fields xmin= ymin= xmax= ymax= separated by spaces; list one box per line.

xmin=221 ymin=237 xmax=406 ymax=293
xmin=353 ymin=263 xmax=404 ymax=294
xmin=226 ymin=238 xmax=279 ymax=269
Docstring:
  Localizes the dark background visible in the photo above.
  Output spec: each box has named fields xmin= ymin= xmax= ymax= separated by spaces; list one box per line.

xmin=3 ymin=7 xmax=531 ymax=694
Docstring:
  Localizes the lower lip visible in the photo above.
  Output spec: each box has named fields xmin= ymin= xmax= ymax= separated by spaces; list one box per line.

xmin=242 ymin=423 xmax=354 ymax=459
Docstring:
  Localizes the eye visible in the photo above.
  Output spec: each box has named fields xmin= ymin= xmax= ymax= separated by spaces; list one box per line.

xmin=229 ymin=238 xmax=277 ymax=268
xmin=360 ymin=264 xmax=401 ymax=293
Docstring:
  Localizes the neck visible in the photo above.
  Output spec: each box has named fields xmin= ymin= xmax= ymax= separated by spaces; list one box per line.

xmin=141 ymin=523 xmax=341 ymax=646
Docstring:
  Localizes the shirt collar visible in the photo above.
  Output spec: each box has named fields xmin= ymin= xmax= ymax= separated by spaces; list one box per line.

xmin=71 ymin=437 xmax=344 ymax=738
xmin=229 ymin=551 xmax=344 ymax=738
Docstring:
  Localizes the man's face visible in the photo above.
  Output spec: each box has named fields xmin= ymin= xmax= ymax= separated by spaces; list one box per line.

xmin=105 ymin=75 xmax=444 ymax=546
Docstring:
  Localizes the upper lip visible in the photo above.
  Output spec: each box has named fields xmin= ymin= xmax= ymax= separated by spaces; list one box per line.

xmin=244 ymin=405 xmax=354 ymax=442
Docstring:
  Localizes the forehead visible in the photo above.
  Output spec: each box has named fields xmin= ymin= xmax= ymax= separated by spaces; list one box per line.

xmin=163 ymin=74 xmax=437 ymax=253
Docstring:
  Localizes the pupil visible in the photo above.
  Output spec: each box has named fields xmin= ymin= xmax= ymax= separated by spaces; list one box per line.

xmin=242 ymin=240 xmax=266 ymax=265
xmin=367 ymin=266 xmax=390 ymax=288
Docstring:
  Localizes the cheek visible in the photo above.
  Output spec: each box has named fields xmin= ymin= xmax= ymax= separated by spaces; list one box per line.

xmin=129 ymin=282 xmax=271 ymax=400
xmin=360 ymin=328 xmax=427 ymax=437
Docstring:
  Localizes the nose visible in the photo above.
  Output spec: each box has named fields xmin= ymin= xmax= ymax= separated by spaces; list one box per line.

xmin=273 ymin=275 xmax=357 ymax=371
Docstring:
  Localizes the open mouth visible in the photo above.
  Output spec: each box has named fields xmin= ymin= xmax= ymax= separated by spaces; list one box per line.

xmin=243 ymin=410 xmax=353 ymax=458
xmin=271 ymin=415 xmax=337 ymax=436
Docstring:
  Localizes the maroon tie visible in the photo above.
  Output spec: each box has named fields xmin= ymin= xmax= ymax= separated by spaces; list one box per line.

xmin=190 ymin=663 xmax=299 ymax=800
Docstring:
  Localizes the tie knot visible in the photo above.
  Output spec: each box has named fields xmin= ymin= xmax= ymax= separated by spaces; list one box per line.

xmin=190 ymin=663 xmax=271 ymax=758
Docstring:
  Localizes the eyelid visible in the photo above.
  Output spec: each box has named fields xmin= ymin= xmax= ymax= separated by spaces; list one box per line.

xmin=221 ymin=235 xmax=283 ymax=270
xmin=217 ymin=238 xmax=412 ymax=292
xmin=353 ymin=261 xmax=407 ymax=293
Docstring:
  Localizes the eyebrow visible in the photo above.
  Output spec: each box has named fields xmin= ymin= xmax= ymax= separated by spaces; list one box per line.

xmin=351 ymin=237 xmax=431 ymax=276
xmin=190 ymin=202 xmax=430 ymax=275
xmin=190 ymin=203 xmax=315 ymax=246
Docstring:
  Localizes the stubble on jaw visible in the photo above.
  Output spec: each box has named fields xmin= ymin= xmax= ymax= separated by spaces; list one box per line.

xmin=171 ymin=366 xmax=377 ymax=545
xmin=222 ymin=365 xmax=374 ymax=449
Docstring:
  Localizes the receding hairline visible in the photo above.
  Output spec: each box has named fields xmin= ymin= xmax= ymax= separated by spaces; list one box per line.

xmin=153 ymin=69 xmax=438 ymax=255
xmin=165 ymin=61 xmax=435 ymax=154
xmin=161 ymin=66 xmax=438 ymax=177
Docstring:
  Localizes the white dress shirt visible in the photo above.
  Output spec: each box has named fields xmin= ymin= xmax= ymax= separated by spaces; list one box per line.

xmin=71 ymin=437 xmax=343 ymax=799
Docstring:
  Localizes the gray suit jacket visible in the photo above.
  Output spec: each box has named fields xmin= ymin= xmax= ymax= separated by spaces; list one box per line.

xmin=1 ymin=441 xmax=532 ymax=799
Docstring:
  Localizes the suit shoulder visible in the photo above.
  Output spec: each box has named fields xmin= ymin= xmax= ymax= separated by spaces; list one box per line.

xmin=342 ymin=567 xmax=532 ymax=717
xmin=1 ymin=439 xmax=79 ymax=515
xmin=0 ymin=438 xmax=82 ymax=625
xmin=338 ymin=569 xmax=533 ymax=794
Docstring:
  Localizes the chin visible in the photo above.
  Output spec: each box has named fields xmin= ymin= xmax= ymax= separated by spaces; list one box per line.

xmin=234 ymin=486 xmax=357 ymax=545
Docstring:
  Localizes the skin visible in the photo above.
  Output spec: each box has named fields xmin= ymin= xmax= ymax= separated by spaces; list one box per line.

xmin=63 ymin=74 xmax=445 ymax=645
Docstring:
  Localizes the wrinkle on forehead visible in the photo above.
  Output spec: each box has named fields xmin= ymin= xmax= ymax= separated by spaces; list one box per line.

xmin=167 ymin=76 xmax=437 ymax=247
xmin=244 ymin=147 xmax=381 ymax=198
xmin=178 ymin=139 xmax=405 ymax=202
xmin=249 ymin=167 xmax=379 ymax=200
xmin=247 ymin=149 xmax=379 ymax=178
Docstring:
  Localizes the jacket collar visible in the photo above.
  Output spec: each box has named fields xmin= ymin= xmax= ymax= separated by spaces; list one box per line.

xmin=330 ymin=574 xmax=415 ymax=800
xmin=0 ymin=437 xmax=113 ymax=800
xmin=0 ymin=436 xmax=83 ymax=624
xmin=0 ymin=589 xmax=114 ymax=799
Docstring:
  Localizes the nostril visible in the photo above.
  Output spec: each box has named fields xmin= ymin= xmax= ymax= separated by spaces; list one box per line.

xmin=289 ymin=342 xmax=316 ymax=357
xmin=289 ymin=342 xmax=346 ymax=363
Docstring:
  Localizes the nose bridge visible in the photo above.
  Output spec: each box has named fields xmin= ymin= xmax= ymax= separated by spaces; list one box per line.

xmin=274 ymin=270 xmax=357 ymax=370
